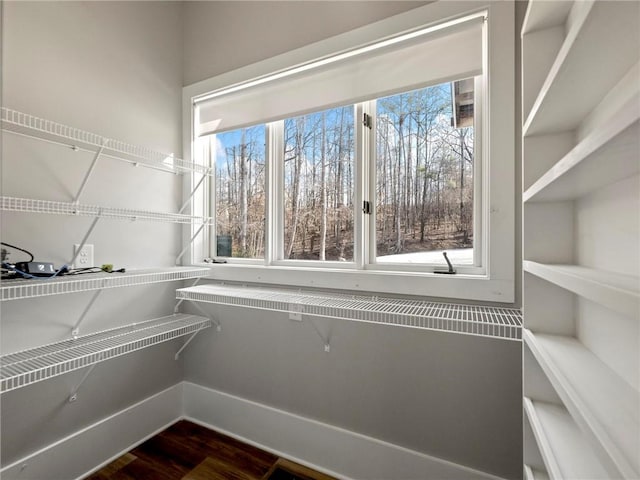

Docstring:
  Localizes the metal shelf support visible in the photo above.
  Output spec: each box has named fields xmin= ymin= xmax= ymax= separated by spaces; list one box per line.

xmin=71 ymin=286 xmax=105 ymax=338
xmin=68 ymin=356 xmax=102 ymax=402
xmin=73 ymin=140 xmax=108 ymax=204
xmin=174 ymin=322 xmax=208 ymax=360
xmin=175 ymin=223 xmax=206 ymax=265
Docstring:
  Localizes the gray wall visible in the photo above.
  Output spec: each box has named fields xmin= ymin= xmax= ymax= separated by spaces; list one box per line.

xmin=1 ymin=0 xmax=185 ymax=466
xmin=183 ymin=1 xmax=429 ymax=85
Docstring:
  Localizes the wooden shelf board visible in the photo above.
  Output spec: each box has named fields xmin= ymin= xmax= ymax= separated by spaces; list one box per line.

xmin=523 ymin=261 xmax=639 ymax=319
xmin=524 ymin=101 xmax=639 ymax=202
xmin=524 ymin=397 xmax=609 ymax=480
xmin=524 ymin=1 xmax=640 ymax=136
xmin=524 ymin=330 xmax=640 ymax=479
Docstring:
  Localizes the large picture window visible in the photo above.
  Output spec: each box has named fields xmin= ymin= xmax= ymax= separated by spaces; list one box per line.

xmin=186 ymin=2 xmax=515 ymax=302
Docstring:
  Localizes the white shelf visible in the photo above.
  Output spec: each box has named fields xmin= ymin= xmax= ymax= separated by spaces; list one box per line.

xmin=1 ymin=196 xmax=211 ymax=225
xmin=523 ymin=397 xmax=609 ymax=479
xmin=521 ymin=0 xmax=572 ymax=36
xmin=524 ymin=465 xmax=549 ymax=480
xmin=523 ymin=1 xmax=640 ymax=136
xmin=523 ymin=261 xmax=640 ymax=319
xmin=524 ymin=99 xmax=640 ymax=202
xmin=0 ymin=314 xmax=212 ymax=393
xmin=0 ymin=267 xmax=209 ymax=301
xmin=1 ymin=107 xmax=209 ymax=175
xmin=524 ymin=329 xmax=640 ymax=479
xmin=176 ymin=283 xmax=522 ymax=341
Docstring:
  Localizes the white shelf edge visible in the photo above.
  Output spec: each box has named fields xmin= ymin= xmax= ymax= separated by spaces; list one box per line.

xmin=522 ymin=0 xmax=595 ymax=135
xmin=521 ymin=0 xmax=572 ymax=36
xmin=524 ymin=329 xmax=640 ymax=479
xmin=0 ymin=196 xmax=212 ymax=225
xmin=0 ymin=313 xmax=212 ymax=393
xmin=523 ymin=94 xmax=640 ymax=202
xmin=523 ymin=261 xmax=640 ymax=319
xmin=176 ymin=283 xmax=522 ymax=341
xmin=524 ymin=465 xmax=549 ymax=480
xmin=523 ymin=1 xmax=639 ymax=137
xmin=1 ymin=107 xmax=210 ymax=175
xmin=523 ymin=396 xmax=609 ymax=480
xmin=0 ymin=266 xmax=210 ymax=302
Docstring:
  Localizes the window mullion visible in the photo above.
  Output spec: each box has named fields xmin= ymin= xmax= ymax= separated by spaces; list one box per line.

xmin=354 ymin=101 xmax=375 ymax=269
xmin=265 ymin=121 xmax=284 ymax=265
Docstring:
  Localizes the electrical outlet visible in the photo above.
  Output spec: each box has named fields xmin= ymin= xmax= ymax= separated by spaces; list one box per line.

xmin=73 ymin=244 xmax=94 ymax=269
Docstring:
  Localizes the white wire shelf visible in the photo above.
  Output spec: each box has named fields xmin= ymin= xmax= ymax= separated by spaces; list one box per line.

xmin=0 ymin=314 xmax=212 ymax=393
xmin=1 ymin=196 xmax=211 ymax=225
xmin=0 ymin=267 xmax=209 ymax=302
xmin=176 ymin=284 xmax=522 ymax=341
xmin=1 ymin=107 xmax=209 ymax=175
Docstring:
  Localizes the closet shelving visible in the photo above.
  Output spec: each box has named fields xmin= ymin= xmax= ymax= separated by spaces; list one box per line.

xmin=522 ymin=1 xmax=639 ymax=479
xmin=0 ymin=267 xmax=209 ymax=302
xmin=176 ymin=283 xmax=523 ymax=341
xmin=2 ymin=108 xmax=213 ymax=394
xmin=0 ymin=196 xmax=211 ymax=225
xmin=1 ymin=107 xmax=210 ymax=175
xmin=0 ymin=314 xmax=212 ymax=393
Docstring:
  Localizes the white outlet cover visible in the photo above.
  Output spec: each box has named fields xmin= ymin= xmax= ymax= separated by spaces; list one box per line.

xmin=73 ymin=244 xmax=94 ymax=269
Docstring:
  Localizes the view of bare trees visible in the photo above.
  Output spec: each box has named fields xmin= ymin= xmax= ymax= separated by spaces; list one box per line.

xmin=215 ymin=125 xmax=266 ymax=258
xmin=284 ymin=107 xmax=355 ymax=260
xmin=213 ymin=79 xmax=474 ymax=262
xmin=376 ymin=82 xmax=474 ymax=260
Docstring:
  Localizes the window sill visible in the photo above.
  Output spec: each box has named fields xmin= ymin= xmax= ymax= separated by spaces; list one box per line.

xmin=192 ymin=262 xmax=514 ymax=304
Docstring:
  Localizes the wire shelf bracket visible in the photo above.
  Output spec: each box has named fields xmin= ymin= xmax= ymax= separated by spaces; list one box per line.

xmin=68 ymin=359 xmax=101 ymax=402
xmin=176 ymin=283 xmax=523 ymax=341
xmin=73 ymin=140 xmax=108 ymax=204
xmin=71 ymin=286 xmax=105 ymax=338
xmin=289 ymin=303 xmax=331 ymax=352
xmin=175 ymin=223 xmax=206 ymax=265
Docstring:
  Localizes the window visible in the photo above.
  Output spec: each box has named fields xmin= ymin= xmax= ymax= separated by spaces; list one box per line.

xmin=375 ymin=80 xmax=476 ymax=266
xmin=186 ymin=2 xmax=515 ymax=302
xmin=283 ymin=106 xmax=355 ymax=261
xmin=213 ymin=125 xmax=266 ymax=259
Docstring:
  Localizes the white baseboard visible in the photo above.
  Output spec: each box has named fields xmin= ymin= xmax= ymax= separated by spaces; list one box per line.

xmin=1 ymin=382 xmax=508 ymax=480
xmin=183 ymin=382 xmax=507 ymax=480
xmin=0 ymin=383 xmax=183 ymax=480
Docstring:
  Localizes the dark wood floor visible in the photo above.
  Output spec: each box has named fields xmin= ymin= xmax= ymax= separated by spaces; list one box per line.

xmin=84 ymin=420 xmax=335 ymax=480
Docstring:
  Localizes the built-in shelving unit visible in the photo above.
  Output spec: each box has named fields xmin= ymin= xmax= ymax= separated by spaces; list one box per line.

xmin=0 ymin=267 xmax=209 ymax=301
xmin=1 ymin=107 xmax=209 ymax=175
xmin=522 ymin=1 xmax=639 ymax=479
xmin=0 ymin=314 xmax=212 ymax=393
xmin=176 ymin=283 xmax=522 ymax=341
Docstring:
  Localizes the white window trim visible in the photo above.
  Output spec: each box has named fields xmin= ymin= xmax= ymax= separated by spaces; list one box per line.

xmin=182 ymin=1 xmax=514 ymax=303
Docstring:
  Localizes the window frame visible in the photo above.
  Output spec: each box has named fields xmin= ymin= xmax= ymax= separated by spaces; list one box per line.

xmin=183 ymin=1 xmax=515 ymax=303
